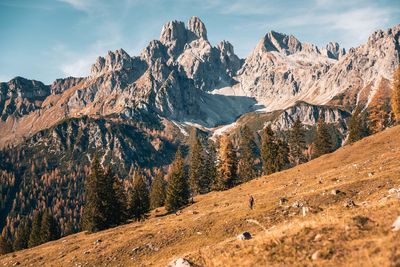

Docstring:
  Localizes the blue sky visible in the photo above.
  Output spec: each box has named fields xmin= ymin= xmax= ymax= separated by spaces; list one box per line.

xmin=0 ymin=0 xmax=399 ymax=84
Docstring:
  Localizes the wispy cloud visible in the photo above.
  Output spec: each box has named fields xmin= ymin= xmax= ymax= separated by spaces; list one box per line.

xmin=57 ymin=0 xmax=94 ymax=11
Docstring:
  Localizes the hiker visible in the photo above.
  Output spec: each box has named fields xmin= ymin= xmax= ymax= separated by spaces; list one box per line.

xmin=249 ymin=195 xmax=254 ymax=210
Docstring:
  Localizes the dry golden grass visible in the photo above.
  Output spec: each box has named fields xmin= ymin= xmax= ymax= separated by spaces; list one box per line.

xmin=1 ymin=126 xmax=400 ymax=267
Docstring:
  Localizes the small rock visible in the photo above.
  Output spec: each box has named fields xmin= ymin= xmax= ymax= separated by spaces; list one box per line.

xmin=311 ymin=250 xmax=320 ymax=260
xmin=237 ymin=232 xmax=252 ymax=240
xmin=94 ymin=239 xmax=102 ymax=245
xmin=302 ymin=207 xmax=310 ymax=216
xmin=83 ymin=250 xmax=90 ymax=255
xmin=392 ymin=216 xmax=400 ymax=231
xmin=331 ymin=189 xmax=344 ymax=195
xmin=314 ymin=234 xmax=322 ymax=241
xmin=12 ymin=262 xmax=20 ymax=266
xmin=368 ymin=172 xmax=375 ymax=177
xmin=344 ymin=199 xmax=357 ymax=208
xmin=168 ymin=258 xmax=192 ymax=267
xmin=279 ymin=198 xmax=288 ymax=205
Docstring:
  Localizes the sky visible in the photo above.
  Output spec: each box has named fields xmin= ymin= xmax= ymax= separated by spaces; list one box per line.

xmin=0 ymin=0 xmax=399 ymax=84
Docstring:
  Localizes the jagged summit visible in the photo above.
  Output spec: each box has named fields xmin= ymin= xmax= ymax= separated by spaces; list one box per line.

xmin=262 ymin=30 xmax=302 ymax=55
xmin=187 ymin=16 xmax=207 ymax=40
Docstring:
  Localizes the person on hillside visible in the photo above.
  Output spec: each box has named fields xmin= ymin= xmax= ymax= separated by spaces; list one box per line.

xmin=249 ymin=195 xmax=254 ymax=210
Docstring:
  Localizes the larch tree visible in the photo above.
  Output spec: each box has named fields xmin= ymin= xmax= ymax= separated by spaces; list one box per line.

xmin=129 ymin=168 xmax=150 ymax=221
xmin=261 ymin=125 xmax=278 ymax=175
xmin=289 ymin=117 xmax=307 ymax=165
xmin=214 ymin=135 xmax=238 ymax=190
xmin=165 ymin=149 xmax=190 ymax=212
xmin=313 ymin=118 xmax=333 ymax=158
xmin=368 ymin=79 xmax=392 ymax=133
xmin=391 ymin=64 xmax=400 ymax=124
xmin=150 ymin=169 xmax=167 ymax=209
xmin=237 ymin=126 xmax=256 ymax=183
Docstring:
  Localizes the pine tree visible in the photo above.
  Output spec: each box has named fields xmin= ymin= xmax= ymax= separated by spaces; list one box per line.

xmin=129 ymin=168 xmax=150 ymax=221
xmin=313 ymin=119 xmax=333 ymax=158
xmin=165 ymin=149 xmax=190 ymax=212
xmin=261 ymin=125 xmax=278 ymax=175
xmin=391 ymin=64 xmax=400 ymax=124
xmin=203 ymin=141 xmax=217 ymax=192
xmin=347 ymin=107 xmax=369 ymax=144
xmin=111 ymin=174 xmax=128 ymax=225
xmin=0 ymin=236 xmax=12 ymax=255
xmin=82 ymin=155 xmax=107 ymax=233
xmin=214 ymin=135 xmax=238 ymax=190
xmin=13 ymin=219 xmax=31 ymax=251
xmin=40 ymin=211 xmax=60 ymax=244
xmin=188 ymin=133 xmax=205 ymax=195
xmin=28 ymin=210 xmax=43 ymax=248
xmin=289 ymin=117 xmax=307 ymax=165
xmin=276 ymin=138 xmax=290 ymax=171
xmin=237 ymin=126 xmax=256 ymax=183
xmin=150 ymin=169 xmax=167 ymax=209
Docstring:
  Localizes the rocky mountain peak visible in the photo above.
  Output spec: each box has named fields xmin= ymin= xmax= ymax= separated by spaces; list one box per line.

xmin=262 ymin=31 xmax=302 ymax=55
xmin=322 ymin=42 xmax=346 ymax=60
xmin=187 ymin=16 xmax=208 ymax=40
xmin=90 ymin=48 xmax=134 ymax=77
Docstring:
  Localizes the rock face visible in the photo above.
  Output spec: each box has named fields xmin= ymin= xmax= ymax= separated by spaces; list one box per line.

xmin=0 ymin=77 xmax=50 ymax=121
xmin=0 ymin=18 xmax=399 ymax=150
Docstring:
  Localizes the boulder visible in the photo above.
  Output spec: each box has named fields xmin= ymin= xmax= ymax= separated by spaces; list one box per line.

xmin=237 ymin=232 xmax=252 ymax=240
xmin=392 ymin=216 xmax=400 ymax=231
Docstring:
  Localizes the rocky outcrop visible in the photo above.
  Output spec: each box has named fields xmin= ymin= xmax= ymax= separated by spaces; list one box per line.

xmin=0 ymin=77 xmax=50 ymax=121
xmin=321 ymin=42 xmax=346 ymax=60
xmin=50 ymin=77 xmax=84 ymax=94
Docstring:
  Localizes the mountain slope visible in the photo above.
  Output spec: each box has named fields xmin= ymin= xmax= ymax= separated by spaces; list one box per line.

xmin=1 ymin=126 xmax=399 ymax=266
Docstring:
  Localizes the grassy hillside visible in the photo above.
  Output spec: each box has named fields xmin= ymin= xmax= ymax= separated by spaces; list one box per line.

xmin=1 ymin=126 xmax=400 ymax=267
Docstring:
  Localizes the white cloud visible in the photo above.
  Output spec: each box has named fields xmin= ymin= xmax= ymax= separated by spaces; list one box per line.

xmin=57 ymin=0 xmax=94 ymax=11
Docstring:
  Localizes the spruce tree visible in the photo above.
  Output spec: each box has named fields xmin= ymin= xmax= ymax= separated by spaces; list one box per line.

xmin=82 ymin=155 xmax=107 ymax=233
xmin=112 ymin=174 xmax=128 ymax=225
xmin=150 ymin=169 xmax=167 ymax=209
xmin=0 ymin=236 xmax=12 ymax=255
xmin=129 ymin=168 xmax=150 ymax=221
xmin=40 ymin=211 xmax=60 ymax=244
xmin=13 ymin=219 xmax=31 ymax=251
xmin=165 ymin=149 xmax=190 ymax=212
xmin=203 ymin=141 xmax=217 ymax=192
xmin=261 ymin=125 xmax=278 ymax=175
xmin=347 ymin=107 xmax=369 ymax=143
xmin=276 ymin=138 xmax=290 ymax=171
xmin=188 ymin=134 xmax=205 ymax=195
xmin=391 ymin=64 xmax=400 ymax=124
xmin=313 ymin=119 xmax=333 ymax=158
xmin=214 ymin=135 xmax=238 ymax=190
xmin=64 ymin=221 xmax=76 ymax=236
xmin=28 ymin=210 xmax=43 ymax=248
xmin=289 ymin=117 xmax=307 ymax=165
xmin=237 ymin=126 xmax=256 ymax=183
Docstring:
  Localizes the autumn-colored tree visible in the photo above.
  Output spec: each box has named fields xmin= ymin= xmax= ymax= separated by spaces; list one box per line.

xmin=391 ymin=65 xmax=400 ymax=123
xmin=369 ymin=79 xmax=392 ymax=133
xmin=214 ymin=135 xmax=238 ymax=190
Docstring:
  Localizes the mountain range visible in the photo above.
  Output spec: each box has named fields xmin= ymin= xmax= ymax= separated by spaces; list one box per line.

xmin=0 ymin=16 xmax=399 ymax=239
